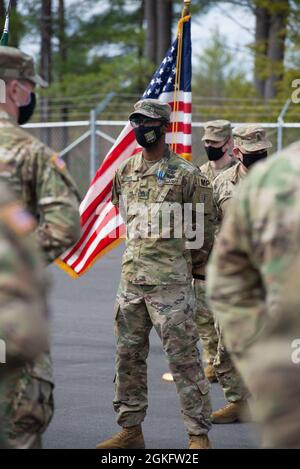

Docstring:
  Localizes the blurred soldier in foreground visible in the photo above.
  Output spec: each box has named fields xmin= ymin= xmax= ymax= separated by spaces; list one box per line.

xmin=207 ymin=140 xmax=300 ymax=448
xmin=0 ymin=46 xmax=81 ymax=448
xmin=208 ymin=126 xmax=272 ymax=424
xmin=0 ymin=182 xmax=49 ymax=448
xmin=196 ymin=120 xmax=235 ymax=383
xmin=97 ymin=99 xmax=214 ymax=450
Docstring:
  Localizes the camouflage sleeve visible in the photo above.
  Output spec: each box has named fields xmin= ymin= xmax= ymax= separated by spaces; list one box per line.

xmin=206 ymin=178 xmax=266 ymax=357
xmin=212 ymin=178 xmax=233 ymax=220
xmin=34 ymin=149 xmax=82 ymax=264
xmin=111 ymin=171 xmax=121 ymax=207
xmin=183 ymin=171 xmax=214 ymax=273
xmin=0 ymin=186 xmax=49 ymax=370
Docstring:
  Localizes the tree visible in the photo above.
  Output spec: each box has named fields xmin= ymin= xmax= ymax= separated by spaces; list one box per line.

xmin=193 ymin=29 xmax=255 ymax=99
xmin=249 ymin=0 xmax=290 ymax=98
xmin=40 ymin=0 xmax=53 ymax=143
xmin=144 ymin=0 xmax=157 ymax=64
xmin=0 ymin=1 xmax=5 ymax=22
xmin=40 ymin=0 xmax=52 ymax=84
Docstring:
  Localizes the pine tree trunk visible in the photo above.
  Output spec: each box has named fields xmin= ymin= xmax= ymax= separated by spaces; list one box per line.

xmin=264 ymin=0 xmax=289 ymax=99
xmin=40 ymin=0 xmax=53 ymax=145
xmin=254 ymin=4 xmax=270 ymax=97
xmin=144 ymin=0 xmax=157 ymax=65
xmin=156 ymin=0 xmax=172 ymax=64
xmin=58 ymin=0 xmax=69 ymax=161
xmin=0 ymin=1 xmax=5 ymax=22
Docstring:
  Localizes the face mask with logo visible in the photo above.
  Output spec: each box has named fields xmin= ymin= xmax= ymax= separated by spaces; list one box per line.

xmin=134 ymin=125 xmax=164 ymax=148
xmin=242 ymin=151 xmax=268 ymax=169
xmin=16 ymin=83 xmax=36 ymax=125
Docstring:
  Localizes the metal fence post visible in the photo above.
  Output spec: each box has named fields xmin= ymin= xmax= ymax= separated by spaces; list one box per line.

xmin=89 ymin=92 xmax=116 ymax=182
xmin=90 ymin=109 xmax=97 ymax=182
xmin=277 ymin=99 xmax=292 ymax=152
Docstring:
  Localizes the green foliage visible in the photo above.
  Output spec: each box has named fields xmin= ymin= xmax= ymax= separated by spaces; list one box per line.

xmin=193 ymin=29 xmax=256 ymax=99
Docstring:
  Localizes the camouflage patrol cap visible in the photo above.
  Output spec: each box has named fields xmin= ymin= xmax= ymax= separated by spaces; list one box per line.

xmin=129 ymin=99 xmax=171 ymax=122
xmin=0 ymin=46 xmax=48 ymax=87
xmin=233 ymin=125 xmax=272 ymax=152
xmin=202 ymin=120 xmax=232 ymax=142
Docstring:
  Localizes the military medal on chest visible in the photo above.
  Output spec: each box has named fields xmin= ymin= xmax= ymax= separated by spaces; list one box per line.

xmin=156 ymin=169 xmax=166 ymax=186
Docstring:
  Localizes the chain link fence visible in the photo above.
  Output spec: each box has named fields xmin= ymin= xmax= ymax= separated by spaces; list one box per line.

xmin=24 ymin=118 xmax=300 ymax=196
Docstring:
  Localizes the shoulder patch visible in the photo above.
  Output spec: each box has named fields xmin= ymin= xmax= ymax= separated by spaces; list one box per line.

xmin=0 ymin=203 xmax=36 ymax=235
xmin=51 ymin=154 xmax=66 ymax=171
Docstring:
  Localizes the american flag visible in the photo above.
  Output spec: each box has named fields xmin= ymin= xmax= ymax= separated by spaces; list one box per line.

xmin=57 ymin=15 xmax=192 ymax=278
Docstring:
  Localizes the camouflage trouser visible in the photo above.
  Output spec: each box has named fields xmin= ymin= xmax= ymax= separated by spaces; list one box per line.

xmin=113 ymin=279 xmax=212 ymax=436
xmin=193 ymin=279 xmax=218 ymax=365
xmin=213 ymin=321 xmax=249 ymax=403
xmin=250 ymin=365 xmax=300 ymax=448
xmin=4 ymin=353 xmax=54 ymax=449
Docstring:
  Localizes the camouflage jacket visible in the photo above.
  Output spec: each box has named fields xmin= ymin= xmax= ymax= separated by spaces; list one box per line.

xmin=199 ymin=158 xmax=236 ymax=183
xmin=207 ymin=140 xmax=300 ymax=357
xmin=0 ymin=182 xmax=49 ymax=369
xmin=212 ymin=161 xmax=246 ymax=220
xmin=0 ymin=111 xmax=81 ymax=264
xmin=112 ymin=146 xmax=214 ymax=285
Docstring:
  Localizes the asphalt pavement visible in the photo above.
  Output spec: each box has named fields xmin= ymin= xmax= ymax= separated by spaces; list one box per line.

xmin=44 ymin=245 xmax=260 ymax=449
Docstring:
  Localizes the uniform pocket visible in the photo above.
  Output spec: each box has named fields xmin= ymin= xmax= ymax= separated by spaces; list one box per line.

xmin=11 ymin=371 xmax=54 ymax=436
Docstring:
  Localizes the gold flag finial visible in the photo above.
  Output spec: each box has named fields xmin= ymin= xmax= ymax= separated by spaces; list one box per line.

xmin=182 ymin=0 xmax=191 ymax=17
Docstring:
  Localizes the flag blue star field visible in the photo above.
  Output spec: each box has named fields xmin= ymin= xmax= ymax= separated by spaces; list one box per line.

xmin=58 ymin=16 xmax=192 ymax=277
xmin=143 ymin=17 xmax=192 ymax=157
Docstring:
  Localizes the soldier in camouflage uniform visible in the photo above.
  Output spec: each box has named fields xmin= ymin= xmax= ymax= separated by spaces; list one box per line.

xmin=0 ymin=46 xmax=81 ymax=448
xmin=207 ymin=139 xmax=300 ymax=447
xmin=195 ymin=120 xmax=236 ymax=383
xmin=209 ymin=126 xmax=272 ymax=424
xmin=0 ymin=182 xmax=49 ymax=448
xmin=96 ymin=99 xmax=214 ymax=450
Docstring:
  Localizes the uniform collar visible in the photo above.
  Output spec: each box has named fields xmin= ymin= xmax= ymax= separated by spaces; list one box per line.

xmin=230 ymin=161 xmax=245 ymax=184
xmin=0 ymin=110 xmax=17 ymax=124
xmin=133 ymin=145 xmax=171 ymax=177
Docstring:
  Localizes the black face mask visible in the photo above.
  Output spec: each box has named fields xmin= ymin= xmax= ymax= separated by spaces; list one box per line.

xmin=134 ymin=125 xmax=163 ymax=148
xmin=242 ymin=151 xmax=268 ymax=169
xmin=205 ymin=145 xmax=226 ymax=162
xmin=18 ymin=92 xmax=36 ymax=125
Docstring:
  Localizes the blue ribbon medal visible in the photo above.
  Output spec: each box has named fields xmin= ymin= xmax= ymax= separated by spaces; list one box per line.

xmin=156 ymin=169 xmax=166 ymax=186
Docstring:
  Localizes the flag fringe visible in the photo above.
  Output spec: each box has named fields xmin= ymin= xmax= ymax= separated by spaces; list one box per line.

xmin=56 ymin=237 xmax=124 ymax=279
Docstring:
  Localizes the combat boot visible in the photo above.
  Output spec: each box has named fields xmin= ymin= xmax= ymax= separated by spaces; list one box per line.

xmin=204 ymin=364 xmax=217 ymax=383
xmin=188 ymin=435 xmax=212 ymax=449
xmin=96 ymin=425 xmax=145 ymax=449
xmin=212 ymin=401 xmax=251 ymax=424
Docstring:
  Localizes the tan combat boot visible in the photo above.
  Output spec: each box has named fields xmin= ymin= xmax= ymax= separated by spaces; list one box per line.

xmin=96 ymin=425 xmax=145 ymax=449
xmin=204 ymin=364 xmax=217 ymax=383
xmin=212 ymin=401 xmax=251 ymax=424
xmin=188 ymin=435 xmax=212 ymax=449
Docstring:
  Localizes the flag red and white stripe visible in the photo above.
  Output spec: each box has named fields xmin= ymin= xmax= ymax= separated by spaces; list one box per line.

xmin=57 ymin=16 xmax=192 ymax=277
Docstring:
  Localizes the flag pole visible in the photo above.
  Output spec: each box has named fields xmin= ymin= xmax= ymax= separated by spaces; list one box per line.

xmin=183 ymin=0 xmax=191 ymax=17
xmin=172 ymin=0 xmax=192 ymax=160
xmin=0 ymin=0 xmax=12 ymax=46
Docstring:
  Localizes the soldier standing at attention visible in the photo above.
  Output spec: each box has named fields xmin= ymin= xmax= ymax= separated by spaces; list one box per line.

xmin=96 ymin=99 xmax=214 ymax=450
xmin=0 ymin=182 xmax=49 ymax=448
xmin=207 ymin=139 xmax=300 ymax=447
xmin=209 ymin=125 xmax=272 ymax=424
xmin=0 ymin=46 xmax=81 ymax=448
xmin=195 ymin=120 xmax=236 ymax=383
